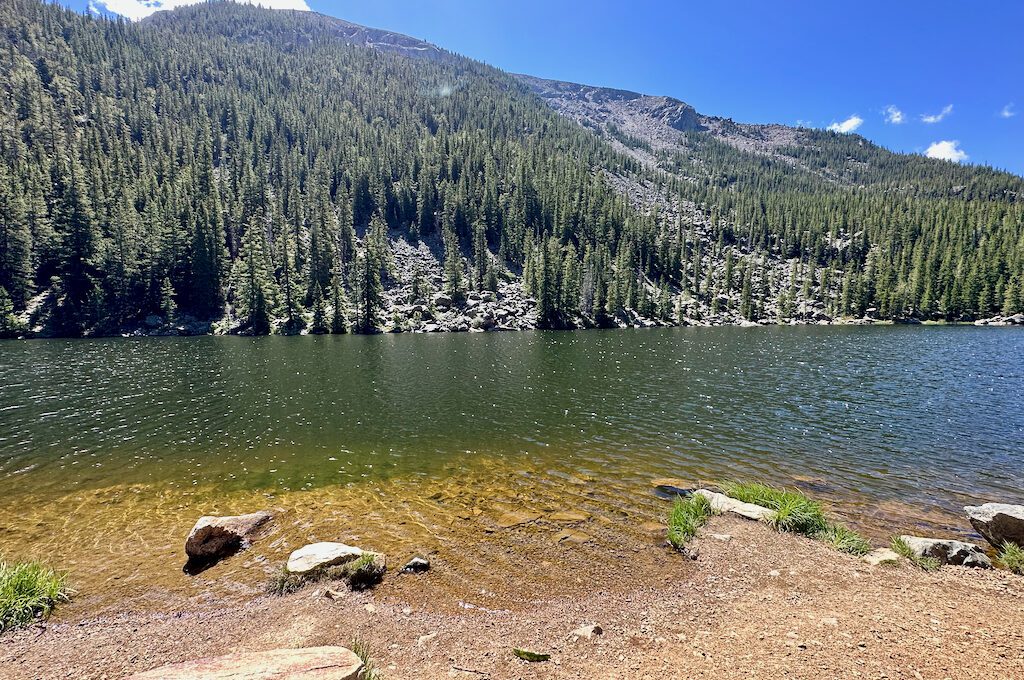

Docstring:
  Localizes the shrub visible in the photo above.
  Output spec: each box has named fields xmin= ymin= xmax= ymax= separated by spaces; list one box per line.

xmin=0 ymin=561 xmax=72 ymax=632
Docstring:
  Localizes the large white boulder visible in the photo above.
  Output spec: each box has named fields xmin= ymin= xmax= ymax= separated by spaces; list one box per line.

xmin=964 ymin=503 xmax=1024 ymax=548
xmin=286 ymin=542 xmax=364 ymax=575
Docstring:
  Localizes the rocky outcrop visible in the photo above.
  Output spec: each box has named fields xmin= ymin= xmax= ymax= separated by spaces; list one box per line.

xmin=184 ymin=511 xmax=272 ymax=561
xmin=695 ymin=489 xmax=773 ymax=522
xmin=128 ymin=646 xmax=362 ymax=679
xmin=898 ymin=536 xmax=992 ymax=568
xmin=964 ymin=503 xmax=1024 ymax=548
xmin=285 ymin=542 xmax=366 ymax=575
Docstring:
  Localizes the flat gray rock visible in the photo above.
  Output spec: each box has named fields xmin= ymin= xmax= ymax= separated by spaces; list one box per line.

xmin=899 ymin=535 xmax=992 ymax=568
xmin=128 ymin=646 xmax=362 ymax=679
xmin=964 ymin=503 xmax=1024 ymax=548
xmin=695 ymin=489 xmax=772 ymax=522
xmin=185 ymin=511 xmax=272 ymax=560
xmin=286 ymin=542 xmax=364 ymax=575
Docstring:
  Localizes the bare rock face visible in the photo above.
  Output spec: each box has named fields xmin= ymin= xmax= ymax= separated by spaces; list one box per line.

xmin=898 ymin=536 xmax=992 ymax=568
xmin=695 ymin=489 xmax=773 ymax=522
xmin=286 ymin=542 xmax=365 ymax=575
xmin=185 ymin=511 xmax=272 ymax=561
xmin=128 ymin=646 xmax=362 ymax=679
xmin=964 ymin=503 xmax=1024 ymax=548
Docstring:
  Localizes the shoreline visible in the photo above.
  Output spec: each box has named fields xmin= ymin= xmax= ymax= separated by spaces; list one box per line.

xmin=4 ymin=512 xmax=1022 ymax=679
xmin=7 ymin=314 xmax=1024 ymax=341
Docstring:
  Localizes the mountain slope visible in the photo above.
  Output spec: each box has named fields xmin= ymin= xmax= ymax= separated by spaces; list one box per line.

xmin=0 ymin=0 xmax=1021 ymax=340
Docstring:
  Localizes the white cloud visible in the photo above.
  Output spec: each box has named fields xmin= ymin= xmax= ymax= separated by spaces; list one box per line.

xmin=920 ymin=104 xmax=953 ymax=124
xmin=90 ymin=0 xmax=310 ymax=22
xmin=1000 ymin=103 xmax=1017 ymax=118
xmin=925 ymin=140 xmax=968 ymax=163
xmin=827 ymin=114 xmax=863 ymax=134
xmin=795 ymin=119 xmax=813 ymax=128
xmin=882 ymin=105 xmax=904 ymax=124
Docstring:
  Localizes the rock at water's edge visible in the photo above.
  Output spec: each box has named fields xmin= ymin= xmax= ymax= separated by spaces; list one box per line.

xmin=184 ymin=511 xmax=272 ymax=560
xmin=127 ymin=646 xmax=362 ymax=679
xmin=964 ymin=503 xmax=1024 ymax=549
xmin=695 ymin=489 xmax=773 ymax=522
xmin=862 ymin=548 xmax=900 ymax=566
xmin=898 ymin=536 xmax=992 ymax=568
xmin=286 ymin=542 xmax=364 ymax=575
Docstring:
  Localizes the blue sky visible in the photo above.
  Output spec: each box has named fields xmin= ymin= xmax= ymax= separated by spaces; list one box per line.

xmin=65 ymin=0 xmax=1024 ymax=176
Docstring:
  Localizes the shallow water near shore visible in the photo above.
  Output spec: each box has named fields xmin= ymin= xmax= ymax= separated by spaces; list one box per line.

xmin=1 ymin=326 xmax=1022 ymax=612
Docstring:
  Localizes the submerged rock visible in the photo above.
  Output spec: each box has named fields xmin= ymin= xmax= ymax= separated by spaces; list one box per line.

xmin=964 ymin=503 xmax=1024 ymax=549
xmin=286 ymin=542 xmax=365 ymax=575
xmin=898 ymin=536 xmax=992 ymax=568
xmin=695 ymin=489 xmax=773 ymax=522
xmin=128 ymin=646 xmax=362 ymax=679
xmin=184 ymin=511 xmax=272 ymax=562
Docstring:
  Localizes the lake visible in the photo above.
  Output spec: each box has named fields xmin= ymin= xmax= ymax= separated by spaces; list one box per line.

xmin=1 ymin=326 xmax=1022 ymax=609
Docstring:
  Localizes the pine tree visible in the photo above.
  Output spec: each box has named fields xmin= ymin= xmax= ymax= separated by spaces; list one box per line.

xmin=0 ymin=168 xmax=32 ymax=309
xmin=54 ymin=160 xmax=100 ymax=336
xmin=159 ymin=277 xmax=177 ymax=320
xmin=0 ymin=286 xmax=24 ymax=338
xmin=309 ymin=282 xmax=328 ymax=334
xmin=442 ymin=226 xmax=465 ymax=300
xmin=353 ymin=249 xmax=382 ymax=333
xmin=232 ymin=217 xmax=278 ymax=335
xmin=330 ymin=274 xmax=350 ymax=334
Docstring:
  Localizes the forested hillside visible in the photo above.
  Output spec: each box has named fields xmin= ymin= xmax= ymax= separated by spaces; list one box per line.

xmin=0 ymin=0 xmax=1021 ymax=338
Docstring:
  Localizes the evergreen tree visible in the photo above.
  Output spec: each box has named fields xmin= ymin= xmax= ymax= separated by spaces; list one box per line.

xmin=309 ymin=282 xmax=328 ymax=334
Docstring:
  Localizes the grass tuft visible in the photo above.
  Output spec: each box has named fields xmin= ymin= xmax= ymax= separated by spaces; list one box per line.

xmin=0 ymin=560 xmax=72 ymax=633
xmin=890 ymin=536 xmax=940 ymax=572
xmin=720 ymin=481 xmax=828 ymax=535
xmin=667 ymin=493 xmax=713 ymax=550
xmin=266 ymin=566 xmax=305 ymax=596
xmin=997 ymin=542 xmax=1024 ymax=575
xmin=351 ymin=637 xmax=380 ymax=680
xmin=267 ymin=553 xmax=386 ymax=596
xmin=814 ymin=523 xmax=873 ymax=556
xmin=339 ymin=553 xmax=386 ymax=591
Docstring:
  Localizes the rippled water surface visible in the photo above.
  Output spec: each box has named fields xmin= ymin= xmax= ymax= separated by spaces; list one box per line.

xmin=3 ymin=327 xmax=1023 ymax=503
xmin=0 ymin=326 xmax=1022 ymax=607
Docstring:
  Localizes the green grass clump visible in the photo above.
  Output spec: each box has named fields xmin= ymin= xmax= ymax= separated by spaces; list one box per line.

xmin=890 ymin=536 xmax=940 ymax=572
xmin=267 ymin=552 xmax=386 ymax=596
xmin=720 ymin=481 xmax=828 ymax=535
xmin=351 ymin=637 xmax=380 ymax=680
xmin=667 ymin=493 xmax=713 ymax=550
xmin=0 ymin=560 xmax=72 ymax=632
xmin=997 ymin=542 xmax=1024 ymax=575
xmin=339 ymin=553 xmax=386 ymax=591
xmin=814 ymin=523 xmax=873 ymax=556
xmin=266 ymin=566 xmax=305 ymax=596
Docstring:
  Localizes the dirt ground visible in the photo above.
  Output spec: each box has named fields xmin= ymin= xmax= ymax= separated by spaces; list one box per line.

xmin=3 ymin=514 xmax=1023 ymax=680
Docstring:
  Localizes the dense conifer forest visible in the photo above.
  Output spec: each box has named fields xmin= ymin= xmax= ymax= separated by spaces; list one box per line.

xmin=0 ymin=0 xmax=1021 ymax=338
